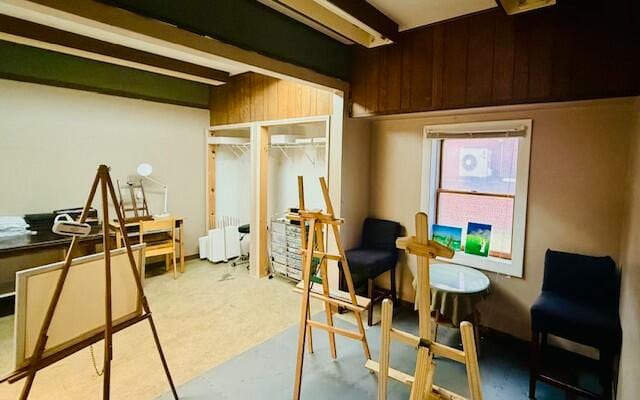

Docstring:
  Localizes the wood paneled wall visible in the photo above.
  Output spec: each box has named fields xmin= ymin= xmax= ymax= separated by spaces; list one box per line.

xmin=350 ymin=2 xmax=640 ymax=117
xmin=210 ymin=72 xmax=332 ymax=125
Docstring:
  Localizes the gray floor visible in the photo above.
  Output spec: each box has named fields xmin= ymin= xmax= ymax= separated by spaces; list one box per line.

xmin=158 ymin=308 xmax=601 ymax=399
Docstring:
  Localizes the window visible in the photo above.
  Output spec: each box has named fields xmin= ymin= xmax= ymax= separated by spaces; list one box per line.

xmin=422 ymin=120 xmax=532 ymax=277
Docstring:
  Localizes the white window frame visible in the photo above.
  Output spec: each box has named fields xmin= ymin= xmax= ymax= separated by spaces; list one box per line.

xmin=420 ymin=119 xmax=532 ymax=278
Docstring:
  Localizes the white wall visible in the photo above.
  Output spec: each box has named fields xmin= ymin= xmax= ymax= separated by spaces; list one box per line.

xmin=269 ymin=147 xmax=326 ymax=217
xmin=340 ymin=117 xmax=371 ymax=250
xmin=0 ymin=79 xmax=209 ymax=256
xmin=215 ymin=147 xmax=251 ymax=226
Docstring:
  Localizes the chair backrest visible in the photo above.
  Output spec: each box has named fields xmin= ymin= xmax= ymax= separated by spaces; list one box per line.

xmin=361 ymin=218 xmax=402 ymax=251
xmin=139 ymin=218 xmax=175 ymax=248
xmin=542 ymin=249 xmax=619 ymax=308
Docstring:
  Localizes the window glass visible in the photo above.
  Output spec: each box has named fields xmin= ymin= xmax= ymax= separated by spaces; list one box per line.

xmin=440 ymin=138 xmax=519 ymax=195
xmin=437 ymin=192 xmax=514 ymax=257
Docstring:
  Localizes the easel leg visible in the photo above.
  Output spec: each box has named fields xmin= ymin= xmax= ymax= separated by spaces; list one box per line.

xmin=306 ymin=307 xmax=313 ymax=354
xmin=330 ymin=223 xmax=371 ymax=360
xmin=105 ymin=172 xmax=179 ymax=400
xmin=415 ymin=213 xmax=431 ymax=340
xmin=293 ymin=219 xmax=316 ymax=400
xmin=410 ymin=348 xmax=431 ymax=400
xmin=100 ymin=173 xmax=114 ymax=400
xmin=18 ymin=169 xmax=101 ymax=400
xmin=378 ymin=299 xmax=393 ymax=400
xmin=315 ymin=223 xmax=337 ymax=359
xmin=461 ymin=321 xmax=483 ymax=400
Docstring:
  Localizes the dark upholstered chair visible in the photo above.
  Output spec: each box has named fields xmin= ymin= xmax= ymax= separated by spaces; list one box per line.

xmin=344 ymin=218 xmax=401 ymax=326
xmin=529 ymin=249 xmax=622 ymax=400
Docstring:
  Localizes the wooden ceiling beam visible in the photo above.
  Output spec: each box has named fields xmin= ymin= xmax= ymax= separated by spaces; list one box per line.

xmin=315 ymin=0 xmax=399 ymax=42
xmin=0 ymin=14 xmax=231 ymax=85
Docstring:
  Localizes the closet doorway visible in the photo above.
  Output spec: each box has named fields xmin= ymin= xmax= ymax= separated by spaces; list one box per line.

xmin=205 ymin=72 xmax=344 ymax=281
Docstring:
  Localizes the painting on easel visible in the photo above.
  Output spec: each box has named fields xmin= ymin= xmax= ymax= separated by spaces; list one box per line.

xmin=465 ymin=222 xmax=492 ymax=257
xmin=432 ymin=224 xmax=462 ymax=251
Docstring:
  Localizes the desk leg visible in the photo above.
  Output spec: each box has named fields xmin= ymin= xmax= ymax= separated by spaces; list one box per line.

xmin=115 ymin=230 xmax=122 ymax=249
xmin=179 ymin=221 xmax=185 ymax=273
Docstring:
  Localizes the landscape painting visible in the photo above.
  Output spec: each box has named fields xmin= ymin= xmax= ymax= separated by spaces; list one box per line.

xmin=465 ymin=222 xmax=492 ymax=257
xmin=432 ymin=224 xmax=462 ymax=251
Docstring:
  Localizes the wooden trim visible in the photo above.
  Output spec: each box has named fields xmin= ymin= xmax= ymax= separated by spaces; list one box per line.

xmin=436 ymin=188 xmax=515 ymax=200
xmin=250 ymin=124 xmax=269 ymax=278
xmin=207 ymin=143 xmax=217 ymax=230
xmin=0 ymin=15 xmax=229 ymax=84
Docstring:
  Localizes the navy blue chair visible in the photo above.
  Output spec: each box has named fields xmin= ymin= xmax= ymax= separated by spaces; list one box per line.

xmin=344 ymin=218 xmax=401 ymax=326
xmin=529 ymin=249 xmax=622 ymax=400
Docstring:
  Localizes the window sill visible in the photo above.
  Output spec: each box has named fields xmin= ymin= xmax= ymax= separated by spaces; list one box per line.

xmin=437 ymin=251 xmax=523 ymax=278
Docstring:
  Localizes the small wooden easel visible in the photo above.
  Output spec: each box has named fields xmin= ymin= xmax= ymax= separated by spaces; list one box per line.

xmin=367 ymin=212 xmax=483 ymax=400
xmin=117 ymin=179 xmax=151 ymax=222
xmin=1 ymin=165 xmax=178 ymax=400
xmin=289 ymin=176 xmax=371 ymax=400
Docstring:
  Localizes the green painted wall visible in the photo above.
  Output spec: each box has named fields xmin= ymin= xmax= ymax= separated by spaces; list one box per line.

xmin=104 ymin=0 xmax=351 ymax=80
xmin=0 ymin=40 xmax=211 ymax=108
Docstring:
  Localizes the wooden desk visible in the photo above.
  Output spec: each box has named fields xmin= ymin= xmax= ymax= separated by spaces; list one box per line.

xmin=109 ymin=217 xmax=185 ymax=274
xmin=0 ymin=225 xmax=104 ymax=298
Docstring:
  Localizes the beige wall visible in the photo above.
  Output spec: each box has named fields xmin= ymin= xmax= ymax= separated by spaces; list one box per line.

xmin=0 ymin=79 xmax=209 ymax=265
xmin=340 ymin=117 xmax=371 ymax=250
xmin=369 ymin=98 xmax=636 ymax=340
xmin=618 ymin=99 xmax=640 ymax=400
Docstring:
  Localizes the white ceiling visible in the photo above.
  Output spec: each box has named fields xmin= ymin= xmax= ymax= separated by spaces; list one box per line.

xmin=366 ymin=0 xmax=498 ymax=31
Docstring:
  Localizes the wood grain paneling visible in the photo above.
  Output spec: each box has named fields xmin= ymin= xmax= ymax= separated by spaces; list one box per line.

xmin=441 ymin=17 xmax=469 ymax=108
xmin=350 ymin=3 xmax=640 ymax=117
xmin=210 ymin=72 xmax=332 ymax=125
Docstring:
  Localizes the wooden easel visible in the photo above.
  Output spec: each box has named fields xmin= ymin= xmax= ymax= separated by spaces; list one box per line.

xmin=367 ymin=212 xmax=483 ymax=400
xmin=1 ymin=165 xmax=178 ymax=400
xmin=117 ymin=179 xmax=151 ymax=222
xmin=289 ymin=176 xmax=371 ymax=400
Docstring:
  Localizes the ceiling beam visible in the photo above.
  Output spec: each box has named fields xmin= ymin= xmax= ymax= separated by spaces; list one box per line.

xmin=264 ymin=0 xmax=368 ymax=46
xmin=0 ymin=0 xmax=348 ymax=92
xmin=315 ymin=0 xmax=399 ymax=43
xmin=0 ymin=14 xmax=230 ymax=85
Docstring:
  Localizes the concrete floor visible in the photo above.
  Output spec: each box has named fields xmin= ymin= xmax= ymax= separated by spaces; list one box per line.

xmin=0 ymin=259 xmax=321 ymax=399
xmin=157 ymin=308 xmax=603 ymax=400
xmin=0 ymin=258 xmax=603 ymax=399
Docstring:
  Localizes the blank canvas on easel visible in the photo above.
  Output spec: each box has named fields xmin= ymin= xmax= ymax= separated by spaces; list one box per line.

xmin=13 ymin=245 xmax=146 ymax=369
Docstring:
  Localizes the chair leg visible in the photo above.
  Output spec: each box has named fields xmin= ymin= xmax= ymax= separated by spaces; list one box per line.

xmin=529 ymin=330 xmax=541 ymax=399
xmin=172 ymin=252 xmax=177 ymax=280
xmin=367 ymin=278 xmax=374 ymax=327
xmin=600 ymin=350 xmax=614 ymax=400
xmin=165 ymin=254 xmax=170 ymax=272
xmin=390 ymin=266 xmax=397 ymax=305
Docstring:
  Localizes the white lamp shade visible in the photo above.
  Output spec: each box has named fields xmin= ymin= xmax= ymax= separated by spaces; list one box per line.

xmin=137 ymin=163 xmax=153 ymax=177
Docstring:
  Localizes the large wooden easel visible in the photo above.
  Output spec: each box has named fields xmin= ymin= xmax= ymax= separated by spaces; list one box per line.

xmin=1 ymin=165 xmax=178 ymax=400
xmin=289 ymin=176 xmax=371 ymax=400
xmin=366 ymin=212 xmax=483 ymax=400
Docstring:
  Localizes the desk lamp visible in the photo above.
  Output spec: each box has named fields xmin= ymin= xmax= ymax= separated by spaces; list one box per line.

xmin=137 ymin=163 xmax=169 ymax=217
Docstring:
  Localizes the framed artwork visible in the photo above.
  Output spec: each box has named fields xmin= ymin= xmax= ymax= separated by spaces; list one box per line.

xmin=432 ymin=224 xmax=462 ymax=251
xmin=465 ymin=222 xmax=492 ymax=257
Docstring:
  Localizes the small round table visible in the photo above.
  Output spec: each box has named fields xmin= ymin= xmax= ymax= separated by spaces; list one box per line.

xmin=430 ymin=263 xmax=490 ymax=347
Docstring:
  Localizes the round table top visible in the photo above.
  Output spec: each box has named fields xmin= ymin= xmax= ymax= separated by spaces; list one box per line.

xmin=430 ymin=263 xmax=490 ymax=294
